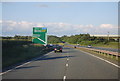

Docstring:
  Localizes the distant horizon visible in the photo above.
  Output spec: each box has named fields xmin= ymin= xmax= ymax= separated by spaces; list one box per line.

xmin=1 ymin=34 xmax=119 ymax=37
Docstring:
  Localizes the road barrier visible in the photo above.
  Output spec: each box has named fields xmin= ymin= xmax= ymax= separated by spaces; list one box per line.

xmin=77 ymin=46 xmax=119 ymax=60
xmin=65 ymin=45 xmax=119 ymax=60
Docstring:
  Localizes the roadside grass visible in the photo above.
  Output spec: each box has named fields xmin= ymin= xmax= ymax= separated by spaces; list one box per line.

xmin=57 ymin=43 xmax=65 ymax=46
xmin=77 ymin=47 xmax=120 ymax=61
xmin=2 ymin=40 xmax=53 ymax=69
xmin=65 ymin=45 xmax=120 ymax=62
xmin=92 ymin=42 xmax=119 ymax=49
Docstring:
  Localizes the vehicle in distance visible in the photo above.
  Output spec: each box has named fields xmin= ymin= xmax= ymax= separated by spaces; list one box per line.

xmin=45 ymin=44 xmax=53 ymax=49
xmin=54 ymin=46 xmax=62 ymax=53
xmin=87 ymin=45 xmax=92 ymax=48
xmin=74 ymin=46 xmax=76 ymax=48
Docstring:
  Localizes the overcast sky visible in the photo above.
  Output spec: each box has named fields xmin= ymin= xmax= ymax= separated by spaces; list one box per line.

xmin=1 ymin=2 xmax=118 ymax=36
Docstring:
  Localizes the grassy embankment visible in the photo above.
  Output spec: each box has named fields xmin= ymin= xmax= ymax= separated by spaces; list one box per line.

xmin=2 ymin=40 xmax=53 ymax=69
xmin=92 ymin=42 xmax=119 ymax=49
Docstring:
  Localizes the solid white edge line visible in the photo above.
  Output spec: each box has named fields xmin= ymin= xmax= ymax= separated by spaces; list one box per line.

xmin=0 ymin=51 xmax=53 ymax=75
xmin=80 ymin=50 xmax=120 ymax=68
xmin=15 ymin=62 xmax=31 ymax=68
xmin=0 ymin=70 xmax=11 ymax=75
xmin=0 ymin=61 xmax=32 ymax=76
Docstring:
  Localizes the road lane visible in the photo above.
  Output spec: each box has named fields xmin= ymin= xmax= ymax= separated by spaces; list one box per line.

xmin=66 ymin=48 xmax=118 ymax=79
xmin=3 ymin=47 xmax=72 ymax=79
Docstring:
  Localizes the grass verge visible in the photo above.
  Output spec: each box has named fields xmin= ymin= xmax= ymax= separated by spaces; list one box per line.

xmin=2 ymin=40 xmax=53 ymax=69
xmin=65 ymin=45 xmax=120 ymax=62
xmin=92 ymin=42 xmax=119 ymax=49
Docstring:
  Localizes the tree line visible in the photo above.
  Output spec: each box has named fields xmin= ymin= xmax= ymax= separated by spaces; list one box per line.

xmin=2 ymin=35 xmax=32 ymax=40
xmin=2 ymin=34 xmax=118 ymax=44
xmin=47 ymin=34 xmax=118 ymax=45
xmin=60 ymin=34 xmax=118 ymax=45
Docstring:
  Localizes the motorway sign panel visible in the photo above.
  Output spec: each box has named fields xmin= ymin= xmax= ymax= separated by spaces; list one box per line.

xmin=32 ymin=27 xmax=47 ymax=45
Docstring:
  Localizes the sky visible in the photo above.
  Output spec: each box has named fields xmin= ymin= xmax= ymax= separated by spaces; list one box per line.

xmin=1 ymin=2 xmax=118 ymax=36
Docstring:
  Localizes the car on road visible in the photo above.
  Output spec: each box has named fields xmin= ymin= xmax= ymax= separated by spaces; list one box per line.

xmin=74 ymin=46 xmax=76 ymax=48
xmin=45 ymin=44 xmax=53 ymax=49
xmin=54 ymin=46 xmax=63 ymax=53
xmin=87 ymin=45 xmax=92 ymax=48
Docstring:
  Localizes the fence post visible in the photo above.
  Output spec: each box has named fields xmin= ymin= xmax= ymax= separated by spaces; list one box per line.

xmin=116 ymin=56 xmax=118 ymax=60
xmin=107 ymin=53 xmax=110 ymax=58
xmin=103 ymin=52 xmax=105 ymax=56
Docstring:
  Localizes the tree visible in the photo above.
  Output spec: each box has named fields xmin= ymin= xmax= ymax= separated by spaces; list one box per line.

xmin=47 ymin=35 xmax=61 ymax=44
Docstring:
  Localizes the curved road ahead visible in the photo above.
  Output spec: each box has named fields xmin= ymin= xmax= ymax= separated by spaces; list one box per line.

xmin=2 ymin=47 xmax=119 ymax=80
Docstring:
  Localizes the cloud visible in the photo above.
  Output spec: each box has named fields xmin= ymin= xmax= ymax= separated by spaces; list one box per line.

xmin=36 ymin=4 xmax=49 ymax=8
xmin=1 ymin=20 xmax=118 ymax=36
xmin=100 ymin=24 xmax=116 ymax=28
xmin=0 ymin=20 xmax=2 ymax=24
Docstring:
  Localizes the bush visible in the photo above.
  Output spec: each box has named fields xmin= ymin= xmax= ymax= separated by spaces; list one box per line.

xmin=79 ymin=41 xmax=93 ymax=46
xmin=93 ymin=40 xmax=101 ymax=44
xmin=103 ymin=40 xmax=109 ymax=44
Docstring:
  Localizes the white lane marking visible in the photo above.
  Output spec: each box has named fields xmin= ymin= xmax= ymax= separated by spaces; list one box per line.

xmin=67 ymin=58 xmax=69 ymax=61
xmin=15 ymin=62 xmax=31 ymax=68
xmin=80 ymin=50 xmax=120 ymax=68
xmin=0 ymin=70 xmax=12 ymax=75
xmin=66 ymin=64 xmax=69 ymax=67
xmin=0 ymin=61 xmax=31 ymax=75
xmin=63 ymin=76 xmax=66 ymax=81
xmin=0 ymin=51 xmax=54 ymax=75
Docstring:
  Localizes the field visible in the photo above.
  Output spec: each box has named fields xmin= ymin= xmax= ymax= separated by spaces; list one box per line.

xmin=2 ymin=40 xmax=53 ymax=69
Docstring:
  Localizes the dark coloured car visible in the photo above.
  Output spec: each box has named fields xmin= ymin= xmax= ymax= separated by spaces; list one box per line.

xmin=45 ymin=44 xmax=53 ymax=49
xmin=74 ymin=46 xmax=76 ymax=48
xmin=54 ymin=46 xmax=62 ymax=53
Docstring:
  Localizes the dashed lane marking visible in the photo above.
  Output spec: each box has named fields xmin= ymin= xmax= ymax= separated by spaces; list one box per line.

xmin=63 ymin=76 xmax=66 ymax=81
xmin=67 ymin=58 xmax=69 ymax=61
xmin=66 ymin=64 xmax=69 ymax=67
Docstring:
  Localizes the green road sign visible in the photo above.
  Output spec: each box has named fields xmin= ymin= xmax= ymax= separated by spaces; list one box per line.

xmin=32 ymin=27 xmax=47 ymax=45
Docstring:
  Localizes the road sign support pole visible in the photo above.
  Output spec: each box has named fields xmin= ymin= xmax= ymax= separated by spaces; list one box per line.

xmin=45 ymin=33 xmax=47 ymax=45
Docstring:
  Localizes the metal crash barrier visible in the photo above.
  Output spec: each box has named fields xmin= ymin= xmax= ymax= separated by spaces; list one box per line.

xmin=77 ymin=47 xmax=119 ymax=60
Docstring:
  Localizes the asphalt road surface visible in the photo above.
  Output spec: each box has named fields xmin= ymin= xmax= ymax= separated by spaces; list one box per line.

xmin=3 ymin=47 xmax=118 ymax=79
xmin=67 ymin=44 xmax=118 ymax=52
xmin=80 ymin=46 xmax=118 ymax=52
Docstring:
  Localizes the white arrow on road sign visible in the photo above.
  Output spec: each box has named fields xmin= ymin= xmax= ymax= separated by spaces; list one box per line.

xmin=37 ymin=38 xmax=47 ymax=44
